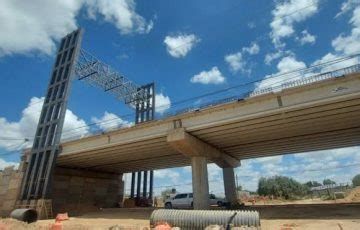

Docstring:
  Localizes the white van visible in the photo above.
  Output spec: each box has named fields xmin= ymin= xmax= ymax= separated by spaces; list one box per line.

xmin=164 ymin=193 xmax=226 ymax=209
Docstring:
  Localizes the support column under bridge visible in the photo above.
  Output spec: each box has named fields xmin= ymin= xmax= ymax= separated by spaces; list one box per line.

xmin=167 ymin=127 xmax=240 ymax=209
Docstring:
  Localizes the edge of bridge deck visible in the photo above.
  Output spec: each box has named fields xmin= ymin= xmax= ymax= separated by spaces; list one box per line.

xmin=59 ymin=71 xmax=360 ymax=150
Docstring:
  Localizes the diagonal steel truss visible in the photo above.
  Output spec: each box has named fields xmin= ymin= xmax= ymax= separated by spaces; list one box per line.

xmin=75 ymin=48 xmax=147 ymax=107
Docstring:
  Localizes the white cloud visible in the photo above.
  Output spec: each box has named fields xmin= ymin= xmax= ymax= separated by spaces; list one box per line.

xmin=163 ymin=33 xmax=200 ymax=58
xmin=190 ymin=67 xmax=225 ymax=85
xmin=0 ymin=159 xmax=19 ymax=170
xmin=270 ymin=0 xmax=319 ymax=47
xmin=242 ymin=42 xmax=260 ymax=55
xmin=155 ymin=169 xmax=180 ymax=184
xmin=264 ymin=50 xmax=294 ymax=65
xmin=0 ymin=0 xmax=152 ymax=57
xmin=313 ymin=5 xmax=360 ymax=72
xmin=256 ymin=56 xmax=306 ymax=90
xmin=91 ymin=111 xmax=132 ymax=131
xmin=294 ymin=147 xmax=360 ymax=163
xmin=297 ymin=30 xmax=316 ymax=45
xmin=312 ymin=53 xmax=358 ymax=72
xmin=251 ymin=155 xmax=283 ymax=165
xmin=225 ymin=42 xmax=260 ymax=74
xmin=0 ymin=97 xmax=89 ymax=151
xmin=85 ymin=0 xmax=153 ymax=35
xmin=336 ymin=0 xmax=360 ymax=18
xmin=247 ymin=22 xmax=256 ymax=29
xmin=155 ymin=93 xmax=171 ymax=114
xmin=277 ymin=56 xmax=306 ymax=73
xmin=332 ymin=6 xmax=360 ymax=55
xmin=225 ymin=52 xmax=245 ymax=73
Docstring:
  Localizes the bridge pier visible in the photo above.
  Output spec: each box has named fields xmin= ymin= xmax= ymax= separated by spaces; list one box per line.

xmin=222 ymin=167 xmax=238 ymax=205
xmin=167 ymin=128 xmax=240 ymax=209
xmin=191 ymin=156 xmax=210 ymax=209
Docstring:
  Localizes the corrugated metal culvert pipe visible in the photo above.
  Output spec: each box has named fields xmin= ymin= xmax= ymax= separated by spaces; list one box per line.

xmin=10 ymin=209 xmax=38 ymax=223
xmin=150 ymin=209 xmax=260 ymax=229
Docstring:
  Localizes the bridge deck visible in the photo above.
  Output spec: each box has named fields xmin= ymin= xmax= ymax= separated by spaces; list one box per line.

xmin=57 ymin=72 xmax=360 ymax=173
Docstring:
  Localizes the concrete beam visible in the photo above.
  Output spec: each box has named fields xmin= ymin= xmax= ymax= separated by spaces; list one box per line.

xmin=167 ymin=128 xmax=240 ymax=168
xmin=191 ymin=156 xmax=209 ymax=210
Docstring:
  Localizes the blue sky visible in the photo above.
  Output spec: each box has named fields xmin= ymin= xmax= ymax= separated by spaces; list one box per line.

xmin=0 ymin=0 xmax=360 ymax=195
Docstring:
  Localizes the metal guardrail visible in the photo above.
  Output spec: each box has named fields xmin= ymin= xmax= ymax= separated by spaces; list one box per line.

xmin=161 ymin=64 xmax=360 ymax=119
xmin=249 ymin=64 xmax=360 ymax=97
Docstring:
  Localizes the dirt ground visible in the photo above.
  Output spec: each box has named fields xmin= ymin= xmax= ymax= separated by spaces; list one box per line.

xmin=1 ymin=203 xmax=358 ymax=230
xmin=1 ymin=202 xmax=359 ymax=229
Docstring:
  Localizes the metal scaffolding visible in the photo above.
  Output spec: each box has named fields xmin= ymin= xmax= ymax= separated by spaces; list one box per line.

xmin=20 ymin=29 xmax=84 ymax=200
xmin=75 ymin=48 xmax=149 ymax=107
xmin=19 ymin=28 xmax=156 ymax=202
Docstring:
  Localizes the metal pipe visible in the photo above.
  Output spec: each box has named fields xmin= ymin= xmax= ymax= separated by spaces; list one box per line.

xmin=149 ymin=170 xmax=154 ymax=200
xmin=136 ymin=171 xmax=141 ymax=198
xmin=130 ymin=172 xmax=135 ymax=198
xmin=150 ymin=209 xmax=260 ymax=229
xmin=10 ymin=209 xmax=38 ymax=223
xmin=143 ymin=171 xmax=148 ymax=197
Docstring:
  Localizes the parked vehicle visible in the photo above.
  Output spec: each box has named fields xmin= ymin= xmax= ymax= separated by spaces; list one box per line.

xmin=164 ymin=193 xmax=226 ymax=209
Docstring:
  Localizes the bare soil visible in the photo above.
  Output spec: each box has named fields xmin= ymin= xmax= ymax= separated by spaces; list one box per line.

xmin=2 ymin=188 xmax=360 ymax=229
xmin=0 ymin=203 xmax=351 ymax=229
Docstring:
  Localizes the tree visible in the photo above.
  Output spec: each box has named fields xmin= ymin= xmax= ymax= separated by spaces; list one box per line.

xmin=323 ymin=179 xmax=336 ymax=185
xmin=236 ymin=185 xmax=242 ymax=191
xmin=352 ymin=174 xmax=360 ymax=187
xmin=304 ymin=181 xmax=322 ymax=188
xmin=257 ymin=176 xmax=307 ymax=199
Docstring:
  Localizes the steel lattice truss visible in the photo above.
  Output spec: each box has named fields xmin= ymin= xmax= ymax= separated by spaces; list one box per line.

xmin=75 ymin=48 xmax=146 ymax=106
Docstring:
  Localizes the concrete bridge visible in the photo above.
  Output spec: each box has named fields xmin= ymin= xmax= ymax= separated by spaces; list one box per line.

xmin=56 ymin=71 xmax=360 ymax=209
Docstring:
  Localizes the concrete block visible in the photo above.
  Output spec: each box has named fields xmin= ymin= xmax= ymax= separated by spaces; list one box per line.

xmin=2 ymin=200 xmax=16 ymax=210
xmin=3 ymin=166 xmax=15 ymax=176
xmin=53 ymin=197 xmax=67 ymax=206
xmin=54 ymin=175 xmax=71 ymax=182
xmin=66 ymin=195 xmax=80 ymax=203
xmin=52 ymin=189 xmax=70 ymax=198
xmin=70 ymin=176 xmax=84 ymax=186
xmin=13 ymin=172 xmax=23 ymax=180
xmin=8 ymin=179 xmax=21 ymax=190
xmin=69 ymin=185 xmax=83 ymax=195
xmin=95 ymin=187 xmax=107 ymax=196
xmin=1 ymin=176 xmax=11 ymax=185
xmin=85 ymin=178 xmax=96 ymax=183
xmin=5 ymin=189 xmax=19 ymax=200
xmin=53 ymin=180 xmax=69 ymax=190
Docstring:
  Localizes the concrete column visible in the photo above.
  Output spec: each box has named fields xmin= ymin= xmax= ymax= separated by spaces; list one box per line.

xmin=130 ymin=172 xmax=135 ymax=198
xmin=223 ymin=167 xmax=237 ymax=205
xmin=136 ymin=171 xmax=141 ymax=198
xmin=143 ymin=171 xmax=148 ymax=197
xmin=191 ymin=156 xmax=209 ymax=210
xmin=149 ymin=170 xmax=154 ymax=199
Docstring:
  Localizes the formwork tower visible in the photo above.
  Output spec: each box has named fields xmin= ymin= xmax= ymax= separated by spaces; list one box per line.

xmin=19 ymin=29 xmax=156 ymax=208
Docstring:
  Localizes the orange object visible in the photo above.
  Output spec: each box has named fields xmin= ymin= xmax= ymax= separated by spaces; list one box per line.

xmin=55 ymin=213 xmax=69 ymax=222
xmin=51 ymin=221 xmax=62 ymax=230
xmin=154 ymin=222 xmax=172 ymax=230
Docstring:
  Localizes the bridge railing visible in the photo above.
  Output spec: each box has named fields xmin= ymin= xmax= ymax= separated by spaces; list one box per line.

xmin=159 ymin=64 xmax=360 ymax=119
xmin=249 ymin=64 xmax=360 ymax=97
